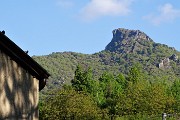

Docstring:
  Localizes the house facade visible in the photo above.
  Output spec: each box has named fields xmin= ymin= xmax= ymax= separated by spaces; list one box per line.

xmin=0 ymin=31 xmax=50 ymax=120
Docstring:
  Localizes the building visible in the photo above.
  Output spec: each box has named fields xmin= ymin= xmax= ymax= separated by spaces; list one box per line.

xmin=0 ymin=31 xmax=50 ymax=120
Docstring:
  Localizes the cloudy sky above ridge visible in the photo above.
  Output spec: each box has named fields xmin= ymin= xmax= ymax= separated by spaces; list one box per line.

xmin=0 ymin=0 xmax=180 ymax=55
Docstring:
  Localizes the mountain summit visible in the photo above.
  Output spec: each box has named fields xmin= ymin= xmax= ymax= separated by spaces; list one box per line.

xmin=33 ymin=28 xmax=180 ymax=92
xmin=105 ymin=28 xmax=153 ymax=54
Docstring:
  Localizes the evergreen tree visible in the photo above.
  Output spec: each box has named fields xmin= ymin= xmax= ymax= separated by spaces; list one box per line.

xmin=71 ymin=65 xmax=94 ymax=92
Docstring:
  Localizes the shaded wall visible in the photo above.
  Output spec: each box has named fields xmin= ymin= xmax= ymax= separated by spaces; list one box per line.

xmin=0 ymin=50 xmax=39 ymax=120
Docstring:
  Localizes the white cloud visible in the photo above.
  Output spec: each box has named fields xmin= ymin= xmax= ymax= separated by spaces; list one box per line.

xmin=57 ymin=0 xmax=74 ymax=9
xmin=143 ymin=3 xmax=180 ymax=25
xmin=79 ymin=0 xmax=134 ymax=21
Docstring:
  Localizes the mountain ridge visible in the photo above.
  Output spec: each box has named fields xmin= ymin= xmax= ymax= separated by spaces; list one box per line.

xmin=32 ymin=28 xmax=180 ymax=93
xmin=105 ymin=28 xmax=176 ymax=54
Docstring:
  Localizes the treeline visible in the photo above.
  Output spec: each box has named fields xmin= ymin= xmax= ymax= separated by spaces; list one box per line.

xmin=39 ymin=65 xmax=180 ymax=120
xmin=33 ymin=46 xmax=180 ymax=97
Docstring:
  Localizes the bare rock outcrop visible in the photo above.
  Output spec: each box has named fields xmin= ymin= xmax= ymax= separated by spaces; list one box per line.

xmin=158 ymin=58 xmax=170 ymax=69
xmin=105 ymin=28 xmax=153 ymax=54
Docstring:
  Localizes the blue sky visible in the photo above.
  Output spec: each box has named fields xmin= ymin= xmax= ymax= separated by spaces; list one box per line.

xmin=1 ymin=0 xmax=180 ymax=56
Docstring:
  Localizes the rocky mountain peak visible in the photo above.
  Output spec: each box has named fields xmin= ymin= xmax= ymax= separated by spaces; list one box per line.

xmin=112 ymin=28 xmax=151 ymax=41
xmin=105 ymin=28 xmax=153 ymax=53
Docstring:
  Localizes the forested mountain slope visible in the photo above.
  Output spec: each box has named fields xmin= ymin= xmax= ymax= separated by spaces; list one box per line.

xmin=33 ymin=28 xmax=180 ymax=93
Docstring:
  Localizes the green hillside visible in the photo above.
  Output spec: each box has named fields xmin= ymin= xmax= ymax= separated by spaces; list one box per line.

xmin=33 ymin=28 xmax=180 ymax=93
xmin=36 ymin=28 xmax=180 ymax=119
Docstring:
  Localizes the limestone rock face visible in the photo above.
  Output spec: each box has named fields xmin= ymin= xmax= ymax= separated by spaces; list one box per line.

xmin=158 ymin=54 xmax=179 ymax=69
xmin=158 ymin=58 xmax=171 ymax=69
xmin=105 ymin=28 xmax=153 ymax=54
xmin=112 ymin=28 xmax=151 ymax=42
xmin=105 ymin=28 xmax=180 ymax=70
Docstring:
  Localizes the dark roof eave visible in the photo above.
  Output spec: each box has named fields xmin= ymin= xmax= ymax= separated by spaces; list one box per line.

xmin=0 ymin=33 xmax=50 ymax=90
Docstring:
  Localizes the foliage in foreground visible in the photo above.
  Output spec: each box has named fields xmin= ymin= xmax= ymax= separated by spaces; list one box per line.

xmin=39 ymin=87 xmax=107 ymax=120
xmin=39 ymin=65 xmax=180 ymax=120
